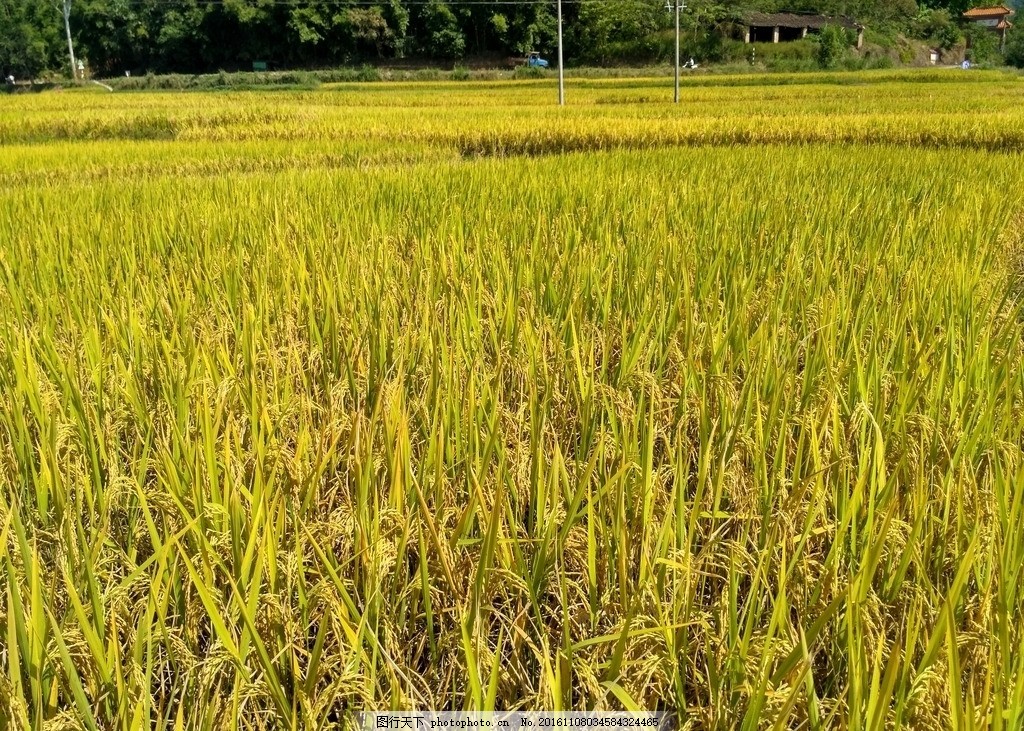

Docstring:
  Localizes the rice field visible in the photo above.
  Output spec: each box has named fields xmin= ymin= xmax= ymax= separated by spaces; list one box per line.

xmin=1 ymin=70 xmax=1024 ymax=729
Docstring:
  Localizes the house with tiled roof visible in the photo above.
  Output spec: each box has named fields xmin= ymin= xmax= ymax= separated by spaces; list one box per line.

xmin=743 ymin=13 xmax=864 ymax=49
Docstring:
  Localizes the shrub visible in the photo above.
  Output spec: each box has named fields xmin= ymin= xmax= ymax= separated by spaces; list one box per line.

xmin=865 ymin=53 xmax=895 ymax=70
xmin=722 ymin=39 xmax=818 ymax=69
xmin=1004 ymin=26 xmax=1024 ymax=68
xmin=965 ymin=25 xmax=1001 ymax=66
xmin=276 ymin=71 xmax=318 ymax=87
xmin=817 ymin=25 xmax=851 ymax=70
xmin=914 ymin=9 xmax=963 ymax=51
xmin=356 ymin=64 xmax=383 ymax=82
xmin=512 ymin=64 xmax=547 ymax=79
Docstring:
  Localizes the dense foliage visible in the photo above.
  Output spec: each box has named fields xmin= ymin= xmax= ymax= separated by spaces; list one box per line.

xmin=0 ymin=0 xmax=62 ymax=78
xmin=1003 ymin=24 xmax=1024 ymax=67
xmin=0 ymin=0 xmax=1017 ymax=77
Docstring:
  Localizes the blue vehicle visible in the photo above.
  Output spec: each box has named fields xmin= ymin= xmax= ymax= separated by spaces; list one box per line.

xmin=526 ymin=52 xmax=549 ymax=68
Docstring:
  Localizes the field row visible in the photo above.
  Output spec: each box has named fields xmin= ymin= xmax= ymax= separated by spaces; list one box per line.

xmin=3 ymin=73 xmax=1024 ymax=153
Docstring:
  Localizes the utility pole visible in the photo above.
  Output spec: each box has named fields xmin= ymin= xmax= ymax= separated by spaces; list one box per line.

xmin=668 ymin=0 xmax=686 ymax=103
xmin=557 ymin=0 xmax=565 ymax=105
xmin=61 ymin=0 xmax=78 ymax=80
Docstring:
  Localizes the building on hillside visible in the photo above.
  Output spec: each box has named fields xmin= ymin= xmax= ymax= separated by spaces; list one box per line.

xmin=743 ymin=13 xmax=864 ymax=49
xmin=963 ymin=6 xmax=1014 ymax=49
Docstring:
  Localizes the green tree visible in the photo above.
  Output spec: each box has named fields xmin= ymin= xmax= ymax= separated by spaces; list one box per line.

xmin=417 ymin=1 xmax=465 ymax=58
xmin=0 ymin=0 xmax=60 ymax=77
xmin=73 ymin=0 xmax=148 ymax=74
xmin=0 ymin=0 xmax=944 ymax=76
xmin=151 ymin=2 xmax=209 ymax=71
xmin=507 ymin=4 xmax=556 ymax=56
xmin=343 ymin=7 xmax=397 ymax=58
xmin=572 ymin=0 xmax=661 ymax=64
xmin=919 ymin=0 xmax=973 ymax=15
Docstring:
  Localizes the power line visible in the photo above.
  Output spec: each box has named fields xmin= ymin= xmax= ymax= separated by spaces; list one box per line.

xmin=107 ymin=0 xmax=658 ymax=6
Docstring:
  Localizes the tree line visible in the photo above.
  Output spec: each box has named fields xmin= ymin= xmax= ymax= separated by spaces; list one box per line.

xmin=0 ymin=0 xmax=1016 ymax=78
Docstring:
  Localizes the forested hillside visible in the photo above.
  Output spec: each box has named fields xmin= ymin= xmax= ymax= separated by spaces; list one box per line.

xmin=0 ymin=0 xmax=1018 ymax=78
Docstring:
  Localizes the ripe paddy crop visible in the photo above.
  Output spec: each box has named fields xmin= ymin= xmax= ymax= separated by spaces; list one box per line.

xmin=1 ymin=70 xmax=1023 ymax=729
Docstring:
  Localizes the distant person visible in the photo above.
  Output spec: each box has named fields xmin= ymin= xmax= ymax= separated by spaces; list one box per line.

xmin=962 ymin=60 xmax=971 ymax=70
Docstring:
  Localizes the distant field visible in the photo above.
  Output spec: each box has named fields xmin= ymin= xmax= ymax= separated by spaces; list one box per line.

xmin=1 ymin=71 xmax=1023 ymax=729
